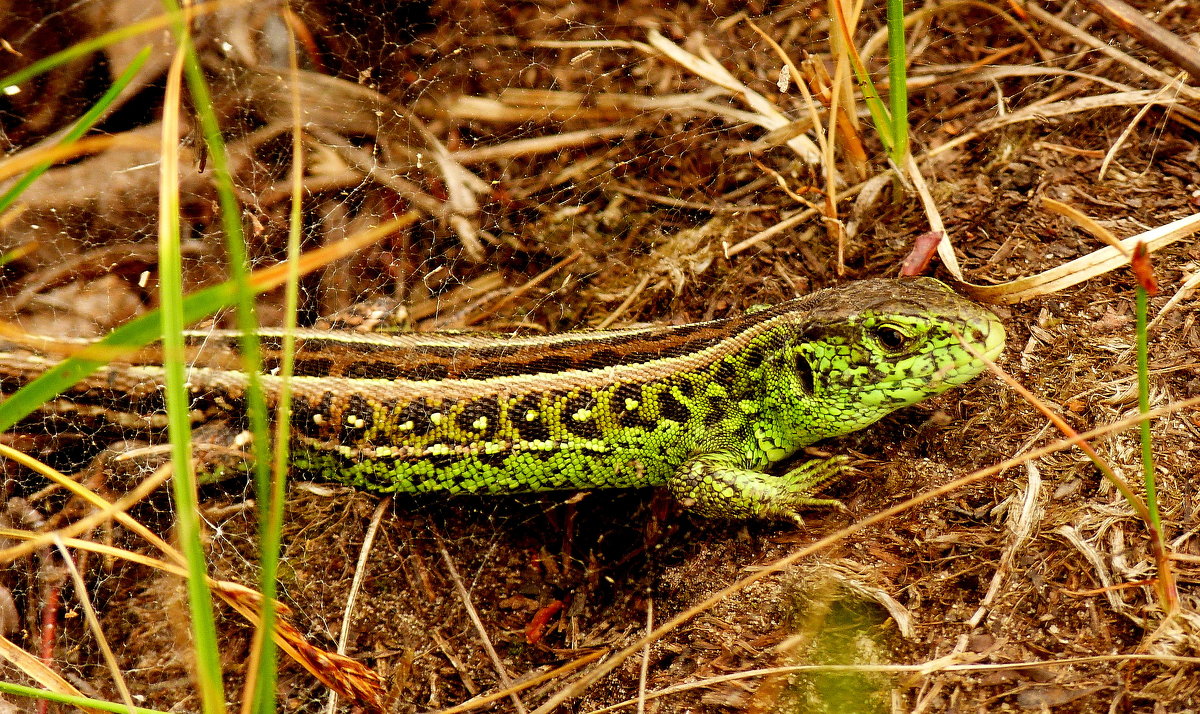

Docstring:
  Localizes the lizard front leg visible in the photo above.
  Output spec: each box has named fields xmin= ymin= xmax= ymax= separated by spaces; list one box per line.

xmin=667 ymin=451 xmax=851 ymax=524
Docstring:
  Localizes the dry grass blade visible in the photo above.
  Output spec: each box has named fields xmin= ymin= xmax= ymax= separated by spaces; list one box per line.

xmin=959 ymin=210 xmax=1200 ymax=302
xmin=579 ymin=653 xmax=1200 ymax=714
xmin=323 ymin=496 xmax=391 ymax=714
xmin=0 ymin=134 xmax=159 ymax=183
xmin=926 ymin=89 xmax=1186 ymax=163
xmin=435 ymin=530 xmax=528 ymax=713
xmin=218 ymin=585 xmax=387 ymax=713
xmin=431 ymin=649 xmax=607 ymax=714
xmin=450 ymin=126 xmax=635 ymax=164
xmin=1023 ymin=3 xmax=1200 ymax=102
xmin=1076 ymin=0 xmax=1200 ymax=84
xmin=644 ymin=29 xmax=820 ymax=164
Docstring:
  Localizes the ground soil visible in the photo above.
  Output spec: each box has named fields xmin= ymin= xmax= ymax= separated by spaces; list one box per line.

xmin=2 ymin=1 xmax=1199 ymax=712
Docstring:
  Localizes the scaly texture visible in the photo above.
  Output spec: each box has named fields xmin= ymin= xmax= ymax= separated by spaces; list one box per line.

xmin=0 ymin=277 xmax=1005 ymax=521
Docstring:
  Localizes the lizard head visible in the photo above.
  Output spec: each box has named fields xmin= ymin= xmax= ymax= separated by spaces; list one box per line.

xmin=752 ymin=277 xmax=1005 ymax=452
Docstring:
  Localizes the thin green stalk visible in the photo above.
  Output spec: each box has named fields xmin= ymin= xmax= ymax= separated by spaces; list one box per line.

xmin=885 ymin=0 xmax=909 ymax=164
xmin=1136 ymin=286 xmax=1159 ymax=530
xmin=159 ymin=40 xmax=226 ymax=714
xmin=0 ymin=46 xmax=152 ymax=215
xmin=250 ymin=21 xmax=306 ymax=712
xmin=158 ymin=5 xmax=270 ymax=708
xmin=156 ymin=2 xmax=270 ymax=489
xmin=0 ymin=681 xmax=169 ymax=714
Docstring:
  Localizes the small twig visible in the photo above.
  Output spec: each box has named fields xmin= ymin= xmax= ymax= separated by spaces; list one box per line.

xmin=324 ymin=496 xmax=391 ymax=714
xmin=432 ymin=649 xmax=606 ymax=714
xmin=1076 ymin=0 xmax=1200 ymax=84
xmin=636 ymin=597 xmax=652 ymax=714
xmin=578 ymin=653 xmax=1200 ymax=714
xmin=451 ymin=126 xmax=633 ymax=164
xmin=955 ymin=329 xmax=1178 ymax=614
xmin=434 ymin=528 xmax=528 ymax=714
xmin=1023 ymin=3 xmax=1200 ymax=102
xmin=1097 ymin=77 xmax=1184 ymax=181
xmin=53 ymin=534 xmax=136 ymax=712
xmin=1061 ymin=578 xmax=1160 ymax=597
xmin=432 ymin=629 xmax=481 ymax=697
xmin=967 ymin=460 xmax=1043 ymax=628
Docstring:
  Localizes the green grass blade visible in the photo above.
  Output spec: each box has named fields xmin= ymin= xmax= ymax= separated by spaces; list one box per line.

xmin=885 ymin=0 xmax=910 ymax=164
xmin=160 ymin=3 xmax=273 ymax=708
xmin=158 ymin=33 xmax=225 ymax=713
xmin=250 ymin=25 xmax=307 ymax=713
xmin=0 ymin=46 xmax=152 ymax=215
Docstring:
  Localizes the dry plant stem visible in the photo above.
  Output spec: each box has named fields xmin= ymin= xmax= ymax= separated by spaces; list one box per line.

xmin=742 ymin=20 xmax=833 ymax=161
xmin=1040 ymin=198 xmax=1130 ymax=256
xmin=1075 ymin=0 xmax=1200 ymax=84
xmin=1024 ymin=3 xmax=1200 ymax=103
xmin=51 ymin=535 xmax=136 ymax=712
xmin=597 ymin=274 xmax=652 ymax=329
xmin=1062 ymin=579 xmax=1158 ymax=596
xmin=1097 ymin=77 xmax=1185 ymax=180
xmin=956 ymin=334 xmax=1179 ymax=614
xmin=0 ymin=134 xmax=160 ymax=182
xmin=1147 ymin=268 xmax=1200 ymax=330
xmin=636 ymin=598 xmax=652 ymax=714
xmin=0 ymin=456 xmax=174 ymax=563
xmin=529 ymin=397 xmax=1200 ymax=713
xmin=431 ymin=629 xmax=480 ymax=696
xmin=643 ymin=29 xmax=820 ymax=164
xmin=434 ymin=530 xmax=528 ymax=714
xmin=725 ymin=206 xmax=821 ymax=257
xmin=859 ymin=1 xmax=1050 ymax=65
xmin=450 ymin=126 xmax=634 ymax=164
xmin=433 ymin=650 xmax=607 ymax=714
xmin=924 ymin=89 xmax=1187 ymax=166
xmin=903 ymin=153 xmax=963 ymax=280
xmin=323 ymin=496 xmax=391 ymax=714
xmin=1056 ymin=526 xmax=1124 ymax=611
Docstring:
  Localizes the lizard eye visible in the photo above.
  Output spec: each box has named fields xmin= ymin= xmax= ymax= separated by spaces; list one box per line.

xmin=871 ymin=323 xmax=912 ymax=353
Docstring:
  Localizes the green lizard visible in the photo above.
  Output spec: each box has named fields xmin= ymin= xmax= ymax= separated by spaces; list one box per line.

xmin=0 ymin=277 xmax=1004 ymax=522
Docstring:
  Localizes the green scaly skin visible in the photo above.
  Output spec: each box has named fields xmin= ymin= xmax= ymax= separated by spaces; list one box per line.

xmin=0 ymin=277 xmax=1005 ymax=523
